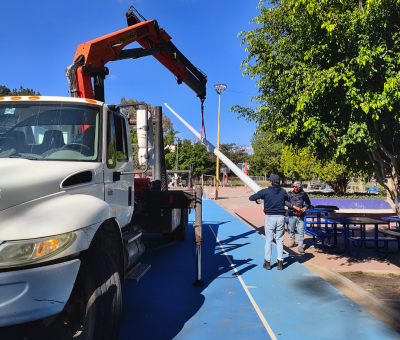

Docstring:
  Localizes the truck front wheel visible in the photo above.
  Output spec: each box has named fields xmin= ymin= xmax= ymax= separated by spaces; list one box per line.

xmin=58 ymin=249 xmax=121 ymax=340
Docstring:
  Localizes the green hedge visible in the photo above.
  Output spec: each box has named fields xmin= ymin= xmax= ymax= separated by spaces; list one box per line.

xmin=307 ymin=192 xmax=385 ymax=199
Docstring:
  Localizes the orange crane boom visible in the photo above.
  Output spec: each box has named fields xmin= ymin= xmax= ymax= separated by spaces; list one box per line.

xmin=66 ymin=6 xmax=207 ymax=103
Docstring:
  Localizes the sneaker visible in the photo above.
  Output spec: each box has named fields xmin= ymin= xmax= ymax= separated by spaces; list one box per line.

xmin=277 ymin=260 xmax=283 ymax=270
xmin=298 ymin=245 xmax=305 ymax=253
xmin=263 ymin=260 xmax=271 ymax=270
xmin=289 ymin=241 xmax=296 ymax=248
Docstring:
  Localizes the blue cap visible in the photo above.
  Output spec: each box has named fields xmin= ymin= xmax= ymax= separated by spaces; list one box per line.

xmin=268 ymin=174 xmax=280 ymax=184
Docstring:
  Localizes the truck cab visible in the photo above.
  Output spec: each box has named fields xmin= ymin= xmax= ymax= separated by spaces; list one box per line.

xmin=0 ymin=96 xmax=140 ymax=338
xmin=0 ymin=96 xmax=135 ymax=228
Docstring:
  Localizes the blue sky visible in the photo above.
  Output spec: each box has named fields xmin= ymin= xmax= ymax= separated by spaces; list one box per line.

xmin=0 ymin=0 xmax=260 ymax=149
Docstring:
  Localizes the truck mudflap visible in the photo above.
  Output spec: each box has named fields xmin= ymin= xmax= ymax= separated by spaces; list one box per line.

xmin=0 ymin=259 xmax=80 ymax=327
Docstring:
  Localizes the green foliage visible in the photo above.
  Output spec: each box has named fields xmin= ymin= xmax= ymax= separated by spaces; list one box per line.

xmin=314 ymin=159 xmax=349 ymax=195
xmin=220 ymin=143 xmax=249 ymax=166
xmin=281 ymin=146 xmax=317 ymax=181
xmin=307 ymin=192 xmax=385 ymax=199
xmin=167 ymin=139 xmax=214 ymax=177
xmin=167 ymin=141 xmax=252 ymax=178
xmin=0 ymin=85 xmax=41 ymax=96
xmin=233 ymin=0 xmax=400 ymax=212
xmin=249 ymin=130 xmax=284 ymax=176
xmin=281 ymin=146 xmax=351 ymax=195
xmin=106 ymin=143 xmax=116 ymax=169
xmin=207 ymin=143 xmax=250 ymax=173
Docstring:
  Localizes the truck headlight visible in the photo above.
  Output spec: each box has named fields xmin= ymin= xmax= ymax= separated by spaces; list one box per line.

xmin=0 ymin=232 xmax=74 ymax=268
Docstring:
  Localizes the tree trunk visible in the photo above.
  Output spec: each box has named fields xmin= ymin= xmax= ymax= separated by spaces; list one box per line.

xmin=368 ymin=146 xmax=400 ymax=218
xmin=328 ymin=175 xmax=348 ymax=196
xmin=358 ymin=179 xmax=364 ymax=192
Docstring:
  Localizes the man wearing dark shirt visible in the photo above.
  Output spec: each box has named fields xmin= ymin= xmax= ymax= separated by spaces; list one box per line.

xmin=249 ymin=174 xmax=288 ymax=270
xmin=285 ymin=181 xmax=311 ymax=253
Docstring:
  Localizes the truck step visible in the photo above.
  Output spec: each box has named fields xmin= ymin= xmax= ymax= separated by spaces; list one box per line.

xmin=122 ymin=230 xmax=142 ymax=244
xmin=125 ymin=263 xmax=151 ymax=282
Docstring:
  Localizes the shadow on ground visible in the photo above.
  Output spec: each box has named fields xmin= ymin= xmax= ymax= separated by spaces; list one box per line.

xmin=234 ymin=211 xmax=400 ymax=269
xmin=0 ymin=222 xmax=258 ymax=340
xmin=118 ymin=222 xmax=258 ymax=339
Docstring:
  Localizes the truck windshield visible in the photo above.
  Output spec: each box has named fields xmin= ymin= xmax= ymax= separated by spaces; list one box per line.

xmin=0 ymin=101 xmax=100 ymax=161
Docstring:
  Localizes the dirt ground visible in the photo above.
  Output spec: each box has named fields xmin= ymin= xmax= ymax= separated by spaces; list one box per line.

xmin=340 ymin=271 xmax=400 ymax=309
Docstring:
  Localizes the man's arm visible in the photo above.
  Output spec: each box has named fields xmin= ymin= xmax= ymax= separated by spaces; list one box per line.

xmin=301 ymin=192 xmax=312 ymax=212
xmin=285 ymin=191 xmax=293 ymax=208
xmin=249 ymin=191 xmax=263 ymax=201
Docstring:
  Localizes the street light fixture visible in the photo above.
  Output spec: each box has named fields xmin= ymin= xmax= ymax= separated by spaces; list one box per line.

xmin=214 ymin=84 xmax=227 ymax=199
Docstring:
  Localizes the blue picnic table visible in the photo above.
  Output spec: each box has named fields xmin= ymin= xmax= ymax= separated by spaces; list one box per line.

xmin=365 ymin=186 xmax=379 ymax=194
xmin=285 ymin=207 xmax=338 ymax=251
xmin=329 ymin=217 xmax=399 ymax=257
xmin=303 ymin=208 xmax=338 ymax=251
xmin=381 ymin=215 xmax=400 ymax=229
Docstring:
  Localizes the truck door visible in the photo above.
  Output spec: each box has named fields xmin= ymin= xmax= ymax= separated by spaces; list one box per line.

xmin=104 ymin=111 xmax=134 ymax=228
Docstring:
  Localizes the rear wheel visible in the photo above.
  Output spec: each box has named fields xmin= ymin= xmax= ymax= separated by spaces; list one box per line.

xmin=58 ymin=249 xmax=121 ymax=340
xmin=174 ymin=208 xmax=188 ymax=241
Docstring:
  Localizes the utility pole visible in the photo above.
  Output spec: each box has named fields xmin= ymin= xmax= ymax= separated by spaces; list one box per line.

xmin=214 ymin=84 xmax=227 ymax=199
xmin=175 ymin=138 xmax=179 ymax=187
xmin=176 ymin=138 xmax=179 ymax=170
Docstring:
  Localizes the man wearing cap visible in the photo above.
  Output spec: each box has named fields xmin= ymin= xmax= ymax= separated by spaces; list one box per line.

xmin=249 ymin=174 xmax=288 ymax=270
xmin=285 ymin=181 xmax=311 ymax=253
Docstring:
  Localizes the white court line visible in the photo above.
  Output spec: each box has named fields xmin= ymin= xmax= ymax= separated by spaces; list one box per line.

xmin=208 ymin=225 xmax=278 ymax=340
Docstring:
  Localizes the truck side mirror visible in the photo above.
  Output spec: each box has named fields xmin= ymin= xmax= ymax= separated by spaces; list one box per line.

xmin=113 ymin=171 xmax=121 ymax=182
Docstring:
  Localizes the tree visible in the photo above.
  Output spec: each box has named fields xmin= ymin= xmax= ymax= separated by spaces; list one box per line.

xmin=0 ymin=85 xmax=41 ymax=96
xmin=249 ymin=130 xmax=284 ymax=177
xmin=0 ymin=86 xmax=11 ymax=96
xmin=207 ymin=143 xmax=250 ymax=173
xmin=315 ymin=159 xmax=349 ymax=196
xmin=167 ymin=139 xmax=214 ymax=177
xmin=281 ymin=146 xmax=317 ymax=182
xmin=281 ymin=146 xmax=351 ymax=195
xmin=232 ymin=1 xmax=400 ymax=213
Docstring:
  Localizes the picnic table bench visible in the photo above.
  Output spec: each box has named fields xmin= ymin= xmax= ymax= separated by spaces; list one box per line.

xmin=341 ymin=218 xmax=400 ymax=257
xmin=379 ymin=228 xmax=400 ymax=238
xmin=305 ymin=220 xmax=362 ymax=251
xmin=285 ymin=217 xmax=335 ymax=251
xmin=328 ymin=216 xmax=394 ymax=257
xmin=299 ymin=207 xmax=339 ymax=251
xmin=306 ymin=226 xmax=334 ymax=251
xmin=348 ymin=234 xmax=399 ymax=257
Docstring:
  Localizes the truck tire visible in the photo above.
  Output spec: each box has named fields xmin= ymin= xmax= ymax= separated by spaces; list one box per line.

xmin=174 ymin=208 xmax=188 ymax=241
xmin=58 ymin=249 xmax=121 ymax=340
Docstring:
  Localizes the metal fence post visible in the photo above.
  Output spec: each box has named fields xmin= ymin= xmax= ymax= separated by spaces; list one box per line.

xmin=193 ymin=185 xmax=204 ymax=286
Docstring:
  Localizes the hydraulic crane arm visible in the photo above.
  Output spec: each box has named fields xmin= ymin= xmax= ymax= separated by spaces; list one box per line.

xmin=66 ymin=7 xmax=207 ymax=103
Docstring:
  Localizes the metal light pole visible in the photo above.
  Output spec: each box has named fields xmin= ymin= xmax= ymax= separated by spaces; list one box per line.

xmin=214 ymin=84 xmax=227 ymax=199
xmin=176 ymin=138 xmax=179 ymax=170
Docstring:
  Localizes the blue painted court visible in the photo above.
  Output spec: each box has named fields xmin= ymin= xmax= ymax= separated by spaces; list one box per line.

xmin=118 ymin=199 xmax=400 ymax=340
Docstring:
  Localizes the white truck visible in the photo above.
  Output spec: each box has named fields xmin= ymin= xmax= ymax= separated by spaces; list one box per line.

xmin=0 ymin=6 xmax=207 ymax=340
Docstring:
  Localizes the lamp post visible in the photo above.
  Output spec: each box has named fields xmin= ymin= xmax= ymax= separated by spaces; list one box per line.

xmin=214 ymin=84 xmax=227 ymax=199
xmin=175 ymin=138 xmax=179 ymax=187
xmin=176 ymin=138 xmax=179 ymax=170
